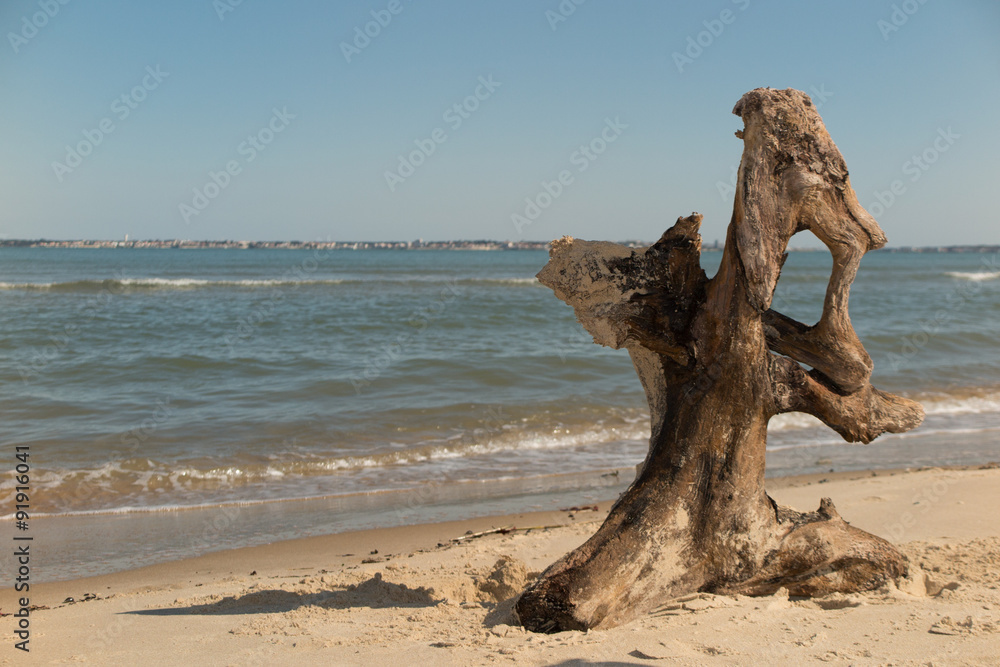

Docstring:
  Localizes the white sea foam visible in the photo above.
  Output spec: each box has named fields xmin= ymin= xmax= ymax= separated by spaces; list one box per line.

xmin=945 ymin=271 xmax=1000 ymax=282
xmin=475 ymin=277 xmax=540 ymax=286
xmin=109 ymin=278 xmax=349 ymax=288
xmin=765 ymin=392 xmax=1000 ymax=433
xmin=768 ymin=412 xmax=825 ymax=431
xmin=5 ymin=389 xmax=999 ymax=518
xmin=0 ymin=281 xmax=55 ymax=289
xmin=0 ymin=276 xmax=543 ymax=290
xmin=922 ymin=393 xmax=1000 ymax=416
xmin=0 ymin=277 xmax=350 ymax=290
xmin=0 ymin=422 xmax=650 ymax=512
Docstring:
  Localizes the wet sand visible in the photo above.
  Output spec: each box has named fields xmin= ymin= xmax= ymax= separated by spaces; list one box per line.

xmin=3 ymin=466 xmax=999 ymax=665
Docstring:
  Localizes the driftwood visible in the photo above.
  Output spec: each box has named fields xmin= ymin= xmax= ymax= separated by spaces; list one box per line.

xmin=448 ymin=524 xmax=577 ymax=544
xmin=515 ymin=88 xmax=924 ymax=633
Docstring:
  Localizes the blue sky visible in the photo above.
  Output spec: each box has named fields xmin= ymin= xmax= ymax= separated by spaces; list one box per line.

xmin=2 ymin=0 xmax=997 ymax=245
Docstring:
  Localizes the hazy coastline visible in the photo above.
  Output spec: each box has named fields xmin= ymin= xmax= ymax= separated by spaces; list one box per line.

xmin=2 ymin=238 xmax=998 ymax=253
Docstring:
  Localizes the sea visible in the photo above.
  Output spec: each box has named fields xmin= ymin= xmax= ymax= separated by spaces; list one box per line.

xmin=2 ymin=246 xmax=999 ymax=582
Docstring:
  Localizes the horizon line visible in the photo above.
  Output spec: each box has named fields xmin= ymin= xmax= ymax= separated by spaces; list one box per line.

xmin=2 ymin=238 xmax=998 ymax=253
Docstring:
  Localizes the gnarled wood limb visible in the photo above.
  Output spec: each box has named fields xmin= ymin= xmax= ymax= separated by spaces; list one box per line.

xmin=770 ymin=355 xmax=924 ymax=443
xmin=516 ymin=88 xmax=924 ymax=633
xmin=762 ymin=308 xmax=873 ymax=394
xmin=536 ymin=214 xmax=706 ymax=366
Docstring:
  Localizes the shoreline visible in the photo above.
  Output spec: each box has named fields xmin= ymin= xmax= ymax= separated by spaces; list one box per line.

xmin=3 ymin=459 xmax=993 ymax=587
xmin=3 ymin=464 xmax=992 ymax=606
xmin=7 ymin=389 xmax=998 ymax=526
xmin=2 ymin=464 xmax=999 ymax=664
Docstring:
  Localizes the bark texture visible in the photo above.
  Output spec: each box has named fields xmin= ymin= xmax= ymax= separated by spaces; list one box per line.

xmin=515 ymin=88 xmax=924 ymax=633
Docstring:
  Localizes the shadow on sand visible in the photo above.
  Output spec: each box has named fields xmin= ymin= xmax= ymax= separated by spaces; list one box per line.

xmin=127 ymin=572 xmax=439 ymax=616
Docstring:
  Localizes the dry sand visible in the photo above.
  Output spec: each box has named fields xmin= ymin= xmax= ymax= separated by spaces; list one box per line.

xmin=3 ymin=466 xmax=999 ymax=665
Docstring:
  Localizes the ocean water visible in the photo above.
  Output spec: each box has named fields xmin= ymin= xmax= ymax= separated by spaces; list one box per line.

xmin=2 ymin=246 xmax=999 ymax=580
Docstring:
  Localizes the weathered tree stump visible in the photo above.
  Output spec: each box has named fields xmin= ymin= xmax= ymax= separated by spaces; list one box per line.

xmin=515 ymin=88 xmax=925 ymax=633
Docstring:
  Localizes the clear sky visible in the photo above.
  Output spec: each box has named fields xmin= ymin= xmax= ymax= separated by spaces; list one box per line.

xmin=2 ymin=1 xmax=998 ymax=245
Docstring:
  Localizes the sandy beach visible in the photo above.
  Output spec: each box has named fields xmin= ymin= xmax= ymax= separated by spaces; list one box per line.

xmin=5 ymin=0 xmax=998 ymax=663
xmin=2 ymin=465 xmax=998 ymax=665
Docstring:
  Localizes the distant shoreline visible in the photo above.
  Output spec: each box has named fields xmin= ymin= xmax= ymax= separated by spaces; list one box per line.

xmin=1 ymin=238 xmax=996 ymax=253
